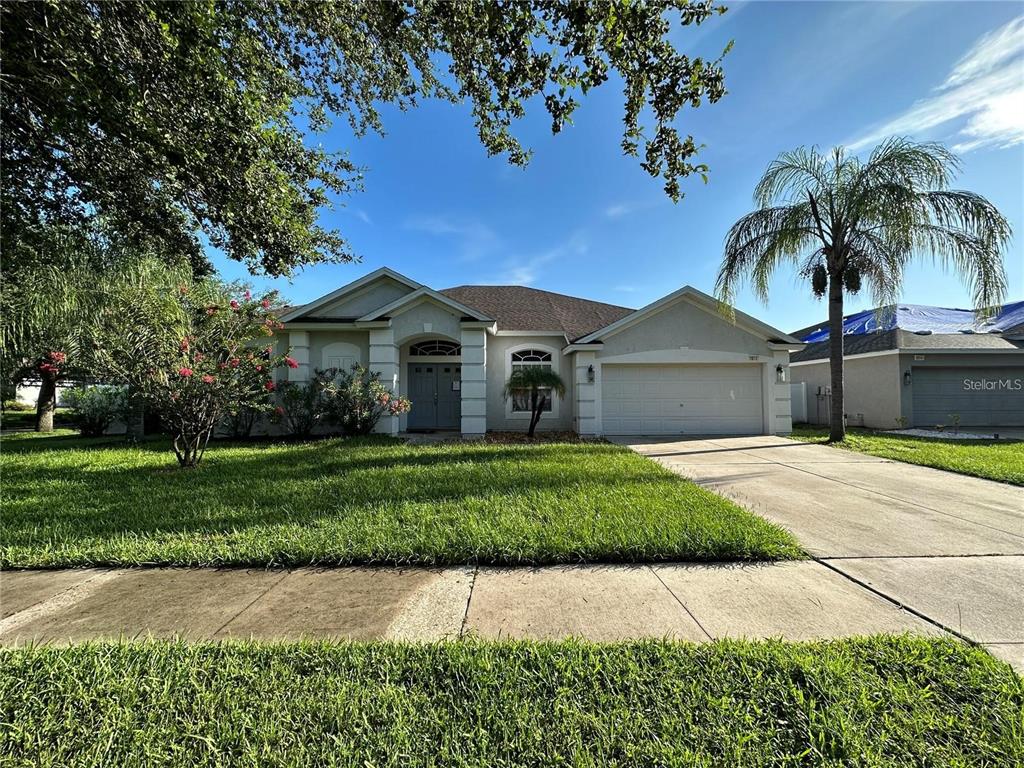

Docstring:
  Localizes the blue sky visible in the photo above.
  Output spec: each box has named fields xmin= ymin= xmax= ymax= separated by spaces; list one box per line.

xmin=214 ymin=1 xmax=1024 ymax=333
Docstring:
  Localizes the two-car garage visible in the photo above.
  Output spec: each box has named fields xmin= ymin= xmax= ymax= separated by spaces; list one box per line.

xmin=600 ymin=364 xmax=765 ymax=435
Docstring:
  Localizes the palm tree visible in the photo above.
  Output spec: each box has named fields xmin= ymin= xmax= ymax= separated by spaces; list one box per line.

xmin=716 ymin=138 xmax=1011 ymax=442
xmin=503 ymin=367 xmax=566 ymax=439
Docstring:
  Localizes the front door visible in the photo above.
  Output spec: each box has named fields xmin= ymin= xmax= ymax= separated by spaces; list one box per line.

xmin=407 ymin=364 xmax=461 ymax=430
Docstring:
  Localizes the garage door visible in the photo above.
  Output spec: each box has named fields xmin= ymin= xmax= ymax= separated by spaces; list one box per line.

xmin=602 ymin=364 xmax=763 ymax=435
xmin=912 ymin=366 xmax=1024 ymax=427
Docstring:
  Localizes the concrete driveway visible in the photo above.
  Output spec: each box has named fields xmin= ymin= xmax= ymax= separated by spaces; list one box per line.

xmin=612 ymin=434 xmax=1024 ymax=669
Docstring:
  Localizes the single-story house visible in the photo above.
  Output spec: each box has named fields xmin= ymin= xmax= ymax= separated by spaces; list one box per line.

xmin=275 ymin=267 xmax=802 ymax=437
xmin=789 ymin=301 xmax=1024 ymax=429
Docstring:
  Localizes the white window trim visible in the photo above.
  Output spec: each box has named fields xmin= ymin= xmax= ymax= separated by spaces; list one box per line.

xmin=504 ymin=343 xmax=561 ymax=420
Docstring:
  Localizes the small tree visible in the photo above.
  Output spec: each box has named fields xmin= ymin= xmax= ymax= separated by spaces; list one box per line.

xmin=717 ymin=139 xmax=1010 ymax=442
xmin=503 ymin=367 xmax=566 ymax=439
xmin=325 ymin=365 xmax=411 ymax=437
xmin=275 ymin=369 xmax=337 ymax=438
xmin=97 ymin=267 xmax=293 ymax=467
xmin=63 ymin=385 xmax=131 ymax=437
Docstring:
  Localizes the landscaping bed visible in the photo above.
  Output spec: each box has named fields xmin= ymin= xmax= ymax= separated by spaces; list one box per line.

xmin=791 ymin=426 xmax=1024 ymax=485
xmin=0 ymin=434 xmax=800 ymax=567
xmin=1 ymin=636 xmax=1020 ymax=767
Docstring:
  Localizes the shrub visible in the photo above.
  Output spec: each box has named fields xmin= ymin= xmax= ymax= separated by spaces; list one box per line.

xmin=326 ymin=365 xmax=411 ymax=436
xmin=275 ymin=369 xmax=336 ymax=437
xmin=96 ymin=279 xmax=293 ymax=467
xmin=62 ymin=385 xmax=130 ymax=436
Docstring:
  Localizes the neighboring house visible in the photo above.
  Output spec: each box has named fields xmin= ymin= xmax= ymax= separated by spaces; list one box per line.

xmin=789 ymin=301 xmax=1024 ymax=429
xmin=275 ymin=267 xmax=801 ymax=437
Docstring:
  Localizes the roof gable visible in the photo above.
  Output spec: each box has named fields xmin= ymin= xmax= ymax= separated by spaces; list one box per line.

xmin=280 ymin=268 xmax=420 ymax=322
xmin=577 ymin=285 xmax=802 ymax=346
xmin=357 ymin=287 xmax=493 ymax=322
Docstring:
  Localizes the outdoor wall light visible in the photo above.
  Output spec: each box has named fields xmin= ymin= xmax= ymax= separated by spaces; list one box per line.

xmin=903 ymin=370 xmax=912 ymax=386
xmin=587 ymin=364 xmax=595 ymax=383
xmin=775 ymin=364 xmax=787 ymax=383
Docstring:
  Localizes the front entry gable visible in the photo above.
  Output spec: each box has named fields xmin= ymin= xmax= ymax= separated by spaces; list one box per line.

xmin=280 ymin=267 xmax=421 ymax=322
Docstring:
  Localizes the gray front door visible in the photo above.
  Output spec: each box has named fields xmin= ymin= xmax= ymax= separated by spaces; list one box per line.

xmin=407 ymin=364 xmax=461 ymax=430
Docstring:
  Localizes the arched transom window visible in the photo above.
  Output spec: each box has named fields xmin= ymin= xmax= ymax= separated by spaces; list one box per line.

xmin=409 ymin=339 xmax=461 ymax=357
xmin=510 ymin=348 xmax=554 ymax=412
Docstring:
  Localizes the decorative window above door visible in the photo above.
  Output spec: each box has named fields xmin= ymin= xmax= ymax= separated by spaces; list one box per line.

xmin=409 ymin=340 xmax=461 ymax=356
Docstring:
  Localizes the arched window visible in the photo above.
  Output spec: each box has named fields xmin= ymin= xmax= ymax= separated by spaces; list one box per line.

xmin=409 ymin=339 xmax=461 ymax=356
xmin=322 ymin=342 xmax=361 ymax=375
xmin=509 ymin=348 xmax=555 ymax=413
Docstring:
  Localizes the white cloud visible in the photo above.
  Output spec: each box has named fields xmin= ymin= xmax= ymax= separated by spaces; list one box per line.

xmin=403 ymin=215 xmax=499 ymax=261
xmin=354 ymin=209 xmax=372 ymax=225
xmin=603 ymin=199 xmax=661 ymax=219
xmin=496 ymin=232 xmax=588 ymax=286
xmin=848 ymin=15 xmax=1024 ymax=154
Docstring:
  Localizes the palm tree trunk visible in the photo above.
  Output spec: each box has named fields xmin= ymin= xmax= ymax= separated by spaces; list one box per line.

xmin=35 ymin=371 xmax=57 ymax=432
xmin=827 ymin=272 xmax=845 ymax=442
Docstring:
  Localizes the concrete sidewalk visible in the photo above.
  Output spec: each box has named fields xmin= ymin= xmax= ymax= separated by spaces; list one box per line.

xmin=613 ymin=435 xmax=1024 ymax=671
xmin=0 ymin=561 xmax=942 ymax=645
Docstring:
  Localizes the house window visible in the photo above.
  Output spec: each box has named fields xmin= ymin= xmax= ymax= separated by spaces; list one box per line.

xmin=409 ymin=340 xmax=461 ymax=356
xmin=510 ymin=348 xmax=554 ymax=412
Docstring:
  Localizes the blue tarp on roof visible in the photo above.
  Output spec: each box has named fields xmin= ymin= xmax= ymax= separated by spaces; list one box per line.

xmin=800 ymin=300 xmax=1024 ymax=342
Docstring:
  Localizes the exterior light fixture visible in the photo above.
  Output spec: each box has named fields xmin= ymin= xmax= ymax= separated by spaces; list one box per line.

xmin=775 ymin=364 xmax=787 ymax=383
xmin=903 ymin=370 xmax=912 ymax=386
xmin=587 ymin=364 xmax=595 ymax=383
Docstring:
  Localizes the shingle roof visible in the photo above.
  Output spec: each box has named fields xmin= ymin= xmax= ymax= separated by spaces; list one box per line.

xmin=440 ymin=285 xmax=634 ymax=341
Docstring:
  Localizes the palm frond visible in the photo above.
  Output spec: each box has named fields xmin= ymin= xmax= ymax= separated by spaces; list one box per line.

xmin=717 ymin=205 xmax=817 ymax=304
xmin=753 ymin=146 xmax=832 ymax=207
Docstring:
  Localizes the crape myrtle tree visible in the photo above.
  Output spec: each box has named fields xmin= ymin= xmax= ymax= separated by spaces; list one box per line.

xmin=2 ymin=1 xmax=731 ymax=277
xmin=716 ymin=139 xmax=1011 ymax=442
xmin=503 ymin=367 xmax=567 ymax=439
xmin=95 ymin=263 xmax=298 ymax=467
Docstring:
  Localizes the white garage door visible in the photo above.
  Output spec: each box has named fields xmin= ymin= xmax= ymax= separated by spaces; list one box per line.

xmin=602 ymin=364 xmax=764 ymax=435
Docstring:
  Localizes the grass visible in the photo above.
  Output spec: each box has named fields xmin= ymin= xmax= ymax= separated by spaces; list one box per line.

xmin=791 ymin=426 xmax=1024 ymax=486
xmin=1 ymin=637 xmax=1020 ymax=767
xmin=0 ymin=433 xmax=800 ymax=567
xmin=0 ymin=407 xmax=73 ymax=431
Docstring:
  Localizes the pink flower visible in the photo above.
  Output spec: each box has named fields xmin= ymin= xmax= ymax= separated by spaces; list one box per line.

xmin=229 ymin=358 xmax=240 ymax=368
xmin=261 ymin=299 xmax=271 ymax=309
xmin=179 ymin=338 xmax=189 ymax=351
xmin=218 ymin=362 xmax=227 ymax=370
xmin=230 ymin=299 xmax=240 ymax=310
xmin=178 ymin=367 xmax=193 ymax=377
xmin=194 ymin=352 xmax=204 ymax=362
xmin=377 ymin=392 xmax=391 ymax=405
xmin=274 ymin=406 xmax=285 ymax=416
xmin=264 ymin=346 xmax=273 ymax=355
xmin=255 ymin=365 xmax=263 ymax=372
xmin=285 ymin=356 xmax=299 ymax=369
xmin=47 ymin=351 xmax=66 ymax=364
xmin=39 ymin=362 xmax=58 ymax=374
xmin=201 ymin=374 xmax=215 ymax=384
xmin=206 ymin=306 xmax=217 ymax=316
xmin=243 ymin=290 xmax=252 ymax=300
xmin=264 ymin=380 xmax=275 ymax=392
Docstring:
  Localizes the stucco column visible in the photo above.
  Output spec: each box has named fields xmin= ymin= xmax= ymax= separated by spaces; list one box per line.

xmin=287 ymin=331 xmax=310 ymax=383
xmin=369 ymin=327 xmax=399 ymax=435
xmin=574 ymin=351 xmax=600 ymax=436
xmin=460 ymin=327 xmax=487 ymax=437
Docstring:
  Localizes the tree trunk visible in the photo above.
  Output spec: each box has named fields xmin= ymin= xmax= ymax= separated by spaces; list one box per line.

xmin=527 ymin=389 xmax=539 ymax=438
xmin=827 ymin=271 xmax=846 ymax=442
xmin=35 ymin=372 xmax=57 ymax=432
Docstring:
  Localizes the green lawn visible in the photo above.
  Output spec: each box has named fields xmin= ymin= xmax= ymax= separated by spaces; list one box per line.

xmin=2 ymin=637 xmax=1020 ymax=767
xmin=791 ymin=426 xmax=1024 ymax=485
xmin=0 ymin=434 xmax=800 ymax=567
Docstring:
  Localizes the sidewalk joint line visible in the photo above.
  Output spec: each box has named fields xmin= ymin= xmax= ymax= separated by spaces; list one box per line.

xmin=647 ymin=565 xmax=713 ymax=641
xmin=211 ymin=568 xmax=291 ymax=638
xmin=810 ymin=558 xmax=978 ymax=646
xmin=459 ymin=565 xmax=479 ymax=639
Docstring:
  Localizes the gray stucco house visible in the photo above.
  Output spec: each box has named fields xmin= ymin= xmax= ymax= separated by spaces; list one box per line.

xmin=790 ymin=302 xmax=1024 ymax=429
xmin=276 ymin=267 xmax=802 ymax=437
